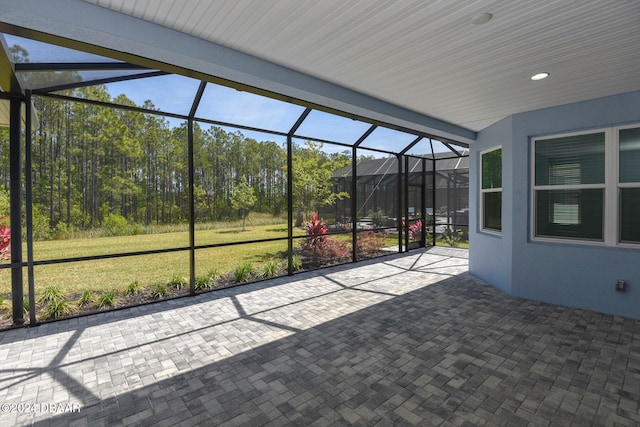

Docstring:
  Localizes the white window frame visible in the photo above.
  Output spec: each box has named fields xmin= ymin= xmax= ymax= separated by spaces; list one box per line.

xmin=480 ymin=146 xmax=502 ymax=234
xmin=616 ymin=123 xmax=640 ymax=247
xmin=530 ymin=125 xmax=640 ymax=247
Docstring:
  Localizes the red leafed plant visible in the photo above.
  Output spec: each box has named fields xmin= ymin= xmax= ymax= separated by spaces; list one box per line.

xmin=0 ymin=217 xmax=10 ymax=260
xmin=302 ymin=213 xmax=349 ymax=266
xmin=402 ymin=219 xmax=423 ymax=240
xmin=357 ymin=231 xmax=386 ymax=257
xmin=305 ymin=212 xmax=327 ymax=246
xmin=409 ymin=219 xmax=423 ymax=240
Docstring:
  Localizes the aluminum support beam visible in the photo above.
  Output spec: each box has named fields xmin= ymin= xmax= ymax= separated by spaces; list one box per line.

xmin=9 ymin=97 xmax=23 ymax=325
xmin=25 ymin=90 xmax=36 ymax=324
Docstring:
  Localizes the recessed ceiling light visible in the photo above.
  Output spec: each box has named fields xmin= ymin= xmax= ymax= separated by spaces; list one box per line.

xmin=531 ymin=72 xmax=550 ymax=81
xmin=471 ymin=13 xmax=493 ymax=25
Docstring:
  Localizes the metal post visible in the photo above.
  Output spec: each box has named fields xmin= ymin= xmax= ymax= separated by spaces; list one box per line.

xmin=421 ymin=157 xmax=426 ymax=247
xmin=25 ymin=91 xmax=36 ymax=325
xmin=188 ymin=117 xmax=195 ymax=295
xmin=351 ymin=145 xmax=358 ymax=262
xmin=448 ymin=175 xmax=453 ymax=229
xmin=453 ymin=169 xmax=458 ymax=226
xmin=187 ymin=81 xmax=206 ymax=295
xmin=432 ymin=158 xmax=437 ymax=245
xmin=287 ymin=135 xmax=293 ymax=275
xmin=397 ymin=155 xmax=402 ymax=253
xmin=286 ymin=108 xmax=311 ymax=275
xmin=404 ymin=156 xmax=409 ymax=251
xmin=9 ymin=97 xmax=23 ymax=326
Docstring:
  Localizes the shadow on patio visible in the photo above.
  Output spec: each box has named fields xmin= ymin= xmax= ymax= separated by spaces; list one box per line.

xmin=0 ymin=247 xmax=638 ymax=426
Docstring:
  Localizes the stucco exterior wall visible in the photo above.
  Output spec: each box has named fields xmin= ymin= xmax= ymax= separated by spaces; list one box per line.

xmin=471 ymin=91 xmax=640 ymax=319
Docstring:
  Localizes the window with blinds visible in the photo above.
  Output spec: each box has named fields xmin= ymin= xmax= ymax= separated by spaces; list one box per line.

xmin=481 ymin=147 xmax=502 ymax=232
xmin=533 ymin=132 xmax=605 ymax=241
xmin=619 ymin=127 xmax=640 ymax=243
xmin=532 ymin=125 xmax=640 ymax=246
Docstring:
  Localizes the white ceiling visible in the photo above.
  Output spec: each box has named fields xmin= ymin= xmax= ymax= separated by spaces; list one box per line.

xmin=70 ymin=0 xmax=640 ymax=131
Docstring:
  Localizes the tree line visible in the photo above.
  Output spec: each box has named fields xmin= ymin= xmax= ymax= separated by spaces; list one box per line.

xmin=0 ymin=85 xmax=353 ymax=238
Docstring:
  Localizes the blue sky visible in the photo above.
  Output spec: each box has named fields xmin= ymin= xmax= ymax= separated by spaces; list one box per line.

xmin=108 ymin=75 xmax=443 ymax=156
xmin=6 ymin=33 xmax=460 ymax=157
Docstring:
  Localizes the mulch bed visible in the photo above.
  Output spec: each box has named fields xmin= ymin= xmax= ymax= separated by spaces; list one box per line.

xmin=0 ymin=276 xmax=241 ymax=330
xmin=0 ymin=249 xmax=390 ymax=330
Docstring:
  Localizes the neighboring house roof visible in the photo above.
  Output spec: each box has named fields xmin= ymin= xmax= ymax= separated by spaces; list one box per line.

xmin=333 ymin=152 xmax=469 ymax=178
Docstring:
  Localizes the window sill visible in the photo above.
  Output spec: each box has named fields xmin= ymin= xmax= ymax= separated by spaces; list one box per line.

xmin=531 ymin=235 xmax=604 ymax=247
xmin=531 ymin=236 xmax=640 ymax=250
xmin=480 ymin=228 xmax=501 ymax=237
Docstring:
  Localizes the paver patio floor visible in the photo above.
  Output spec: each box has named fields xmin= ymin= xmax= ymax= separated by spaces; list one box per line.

xmin=0 ymin=247 xmax=639 ymax=426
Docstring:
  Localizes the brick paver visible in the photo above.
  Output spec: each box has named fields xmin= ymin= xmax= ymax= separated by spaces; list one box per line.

xmin=0 ymin=247 xmax=639 ymax=426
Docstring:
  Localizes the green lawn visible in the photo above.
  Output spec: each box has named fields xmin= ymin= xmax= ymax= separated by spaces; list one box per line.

xmin=0 ymin=222 xmax=304 ymax=295
xmin=0 ymin=222 xmax=467 ymax=298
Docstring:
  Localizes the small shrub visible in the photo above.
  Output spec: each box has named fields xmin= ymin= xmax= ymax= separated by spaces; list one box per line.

xmin=103 ymin=213 xmax=129 ymax=236
xmin=23 ymin=298 xmax=29 ymax=313
xmin=194 ymin=275 xmax=209 ymax=291
xmin=170 ymin=273 xmax=188 ymax=290
xmin=195 ymin=269 xmax=218 ymax=291
xmin=423 ymin=231 xmax=434 ymax=246
xmin=125 ymin=280 xmax=141 ymax=296
xmin=43 ymin=299 xmax=72 ymax=320
xmin=261 ymin=259 xmax=280 ymax=279
xmin=0 ymin=297 xmax=11 ymax=317
xmin=0 ymin=189 xmax=8 ymax=218
xmin=301 ymin=213 xmax=352 ymax=266
xmin=131 ymin=223 xmax=142 ymax=235
xmin=150 ymin=283 xmax=167 ymax=299
xmin=37 ymin=285 xmax=65 ymax=305
xmin=78 ymin=289 xmax=93 ymax=306
xmin=52 ymin=222 xmax=69 ymax=240
xmin=357 ymin=231 xmax=386 ymax=256
xmin=291 ymin=254 xmax=303 ymax=271
xmin=206 ymin=268 xmax=219 ymax=280
xmin=96 ymin=291 xmax=117 ymax=309
xmin=322 ymin=236 xmax=350 ymax=260
xmin=441 ymin=229 xmax=463 ymax=247
xmin=233 ymin=262 xmax=254 ymax=283
xmin=301 ymin=234 xmax=349 ymax=266
xmin=371 ymin=210 xmax=388 ymax=229
xmin=31 ymin=205 xmax=52 ymax=241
